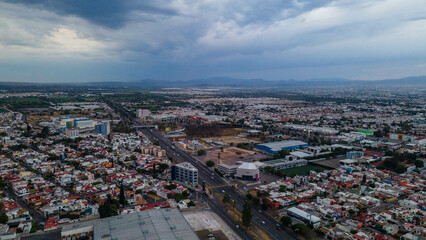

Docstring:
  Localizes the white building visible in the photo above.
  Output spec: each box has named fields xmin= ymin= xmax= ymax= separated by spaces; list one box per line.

xmin=236 ymin=162 xmax=259 ymax=181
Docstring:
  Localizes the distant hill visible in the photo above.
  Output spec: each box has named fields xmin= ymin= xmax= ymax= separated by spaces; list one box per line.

xmin=0 ymin=75 xmax=425 ymax=89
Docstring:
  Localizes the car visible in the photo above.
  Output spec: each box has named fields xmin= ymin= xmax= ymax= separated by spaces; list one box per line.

xmin=207 ymin=234 xmax=214 ymax=237
xmin=236 ymin=225 xmax=239 ymax=228
xmin=221 ymin=190 xmax=225 ymax=193
xmin=211 ymin=176 xmax=214 ymax=179
xmin=258 ymin=210 xmax=262 ymax=213
xmin=261 ymin=221 xmax=265 ymax=224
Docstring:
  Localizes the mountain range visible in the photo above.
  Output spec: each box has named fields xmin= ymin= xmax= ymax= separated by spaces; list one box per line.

xmin=0 ymin=76 xmax=425 ymax=89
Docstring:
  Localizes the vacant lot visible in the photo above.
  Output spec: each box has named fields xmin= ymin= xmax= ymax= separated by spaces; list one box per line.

xmin=199 ymin=147 xmax=267 ymax=165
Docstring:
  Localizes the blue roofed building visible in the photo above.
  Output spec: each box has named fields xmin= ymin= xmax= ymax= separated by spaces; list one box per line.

xmin=256 ymin=140 xmax=308 ymax=154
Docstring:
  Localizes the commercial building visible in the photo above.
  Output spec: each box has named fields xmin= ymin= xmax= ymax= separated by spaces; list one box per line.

xmin=171 ymin=162 xmax=198 ymax=186
xmin=346 ymin=151 xmax=364 ymax=159
xmin=340 ymin=159 xmax=357 ymax=167
xmin=287 ymin=207 xmax=321 ymax=228
xmin=61 ymin=208 xmax=199 ymax=240
xmin=95 ymin=121 xmax=110 ymax=136
xmin=74 ymin=118 xmax=93 ymax=129
xmin=256 ymin=140 xmax=308 ymax=154
xmin=235 ymin=162 xmax=259 ymax=181
xmin=64 ymin=128 xmax=79 ymax=138
xmin=216 ymin=163 xmax=239 ymax=176
xmin=257 ymin=158 xmax=307 ymax=170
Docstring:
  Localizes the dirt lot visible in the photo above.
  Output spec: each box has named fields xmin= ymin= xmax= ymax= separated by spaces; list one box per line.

xmin=202 ymin=135 xmax=258 ymax=145
xmin=199 ymin=147 xmax=268 ymax=165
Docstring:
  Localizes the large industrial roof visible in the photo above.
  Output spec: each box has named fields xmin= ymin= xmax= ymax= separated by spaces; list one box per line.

xmin=93 ymin=208 xmax=199 ymax=240
xmin=257 ymin=140 xmax=308 ymax=151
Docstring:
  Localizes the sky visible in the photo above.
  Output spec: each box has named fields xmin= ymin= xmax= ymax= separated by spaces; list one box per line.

xmin=1 ymin=0 xmax=426 ymax=83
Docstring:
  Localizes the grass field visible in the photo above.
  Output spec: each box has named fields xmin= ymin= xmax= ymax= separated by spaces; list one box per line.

xmin=278 ymin=164 xmax=327 ymax=176
xmin=0 ymin=108 xmax=8 ymax=113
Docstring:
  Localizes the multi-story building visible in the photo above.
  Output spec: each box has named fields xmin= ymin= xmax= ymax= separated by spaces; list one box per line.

xmin=74 ymin=118 xmax=93 ymax=129
xmin=95 ymin=121 xmax=110 ymax=135
xmin=171 ymin=162 xmax=198 ymax=186
xmin=65 ymin=128 xmax=79 ymax=138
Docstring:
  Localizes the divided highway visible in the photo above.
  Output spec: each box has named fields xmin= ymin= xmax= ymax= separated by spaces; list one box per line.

xmin=140 ymin=128 xmax=299 ymax=240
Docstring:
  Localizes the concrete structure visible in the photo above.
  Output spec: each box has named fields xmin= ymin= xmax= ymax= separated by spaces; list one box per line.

xmin=171 ymin=162 xmax=198 ymax=186
xmin=287 ymin=207 xmax=321 ymax=228
xmin=346 ymin=151 xmax=364 ymax=159
xmin=340 ymin=159 xmax=357 ymax=167
xmin=216 ymin=163 xmax=238 ymax=176
xmin=61 ymin=208 xmax=199 ymax=240
xmin=258 ymin=158 xmax=307 ymax=170
xmin=64 ymin=128 xmax=79 ymax=138
xmin=74 ymin=118 xmax=93 ymax=129
xmin=235 ymin=162 xmax=259 ymax=181
xmin=137 ymin=109 xmax=151 ymax=118
xmin=256 ymin=140 xmax=308 ymax=154
xmin=95 ymin=121 xmax=110 ymax=136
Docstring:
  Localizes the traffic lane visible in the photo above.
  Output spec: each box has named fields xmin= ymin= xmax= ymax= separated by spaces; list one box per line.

xmin=219 ymin=186 xmax=298 ymax=240
xmin=208 ymin=198 xmax=253 ymax=240
xmin=143 ymin=130 xmax=298 ymax=240
xmin=215 ymin=187 xmax=289 ymax=240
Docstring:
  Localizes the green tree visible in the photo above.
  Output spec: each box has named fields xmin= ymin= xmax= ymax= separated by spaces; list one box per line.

xmin=292 ymin=223 xmax=310 ymax=235
xmin=242 ymin=202 xmax=252 ymax=227
xmin=206 ymin=160 xmax=215 ymax=167
xmin=119 ymin=184 xmax=126 ymax=206
xmin=414 ymin=160 xmax=424 ymax=168
xmin=197 ymin=149 xmax=206 ymax=156
xmin=281 ymin=216 xmax=292 ymax=226
xmin=222 ymin=192 xmax=230 ymax=204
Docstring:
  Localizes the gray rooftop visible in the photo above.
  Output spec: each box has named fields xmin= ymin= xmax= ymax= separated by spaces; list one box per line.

xmin=94 ymin=208 xmax=199 ymax=240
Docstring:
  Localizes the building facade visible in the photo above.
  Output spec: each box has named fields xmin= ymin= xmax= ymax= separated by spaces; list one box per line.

xmin=171 ymin=162 xmax=198 ymax=186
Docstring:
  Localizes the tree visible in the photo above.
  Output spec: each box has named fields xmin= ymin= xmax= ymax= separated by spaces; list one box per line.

xmin=223 ymin=192 xmax=230 ymax=204
xmin=206 ymin=160 xmax=215 ymax=167
xmin=242 ymin=202 xmax=252 ymax=227
xmin=414 ymin=160 xmax=424 ymax=168
xmin=0 ymin=214 xmax=8 ymax=224
xmin=182 ymin=190 xmax=190 ymax=198
xmin=197 ymin=149 xmax=206 ymax=156
xmin=292 ymin=223 xmax=310 ymax=235
xmin=281 ymin=216 xmax=292 ymax=226
xmin=261 ymin=199 xmax=268 ymax=211
xmin=119 ymin=184 xmax=126 ymax=206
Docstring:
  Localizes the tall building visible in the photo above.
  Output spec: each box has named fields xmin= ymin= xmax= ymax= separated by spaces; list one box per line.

xmin=171 ymin=162 xmax=198 ymax=186
xmin=74 ymin=118 xmax=93 ymax=129
xmin=95 ymin=121 xmax=110 ymax=135
xmin=65 ymin=128 xmax=79 ymax=138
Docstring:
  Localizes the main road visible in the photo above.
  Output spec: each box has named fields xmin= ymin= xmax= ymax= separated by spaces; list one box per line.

xmin=139 ymin=127 xmax=299 ymax=240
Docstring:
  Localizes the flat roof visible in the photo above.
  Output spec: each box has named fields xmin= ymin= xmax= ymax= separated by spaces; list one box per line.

xmin=94 ymin=208 xmax=199 ymax=240
xmin=287 ymin=207 xmax=321 ymax=223
xmin=290 ymin=151 xmax=311 ymax=158
xmin=257 ymin=140 xmax=308 ymax=151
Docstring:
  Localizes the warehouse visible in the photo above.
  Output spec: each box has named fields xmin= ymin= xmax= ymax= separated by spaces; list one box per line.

xmin=287 ymin=207 xmax=321 ymax=228
xmin=61 ymin=208 xmax=199 ymax=240
xmin=256 ymin=140 xmax=308 ymax=154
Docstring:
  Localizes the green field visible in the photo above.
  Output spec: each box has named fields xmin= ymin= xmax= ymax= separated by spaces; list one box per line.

xmin=278 ymin=164 xmax=327 ymax=176
xmin=0 ymin=108 xmax=8 ymax=113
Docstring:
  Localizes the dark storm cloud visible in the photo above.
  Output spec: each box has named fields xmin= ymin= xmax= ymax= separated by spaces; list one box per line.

xmin=6 ymin=0 xmax=179 ymax=29
xmin=1 ymin=0 xmax=426 ymax=82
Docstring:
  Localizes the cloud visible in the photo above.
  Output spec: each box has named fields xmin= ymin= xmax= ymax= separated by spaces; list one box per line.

xmin=1 ymin=0 xmax=426 ymax=82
